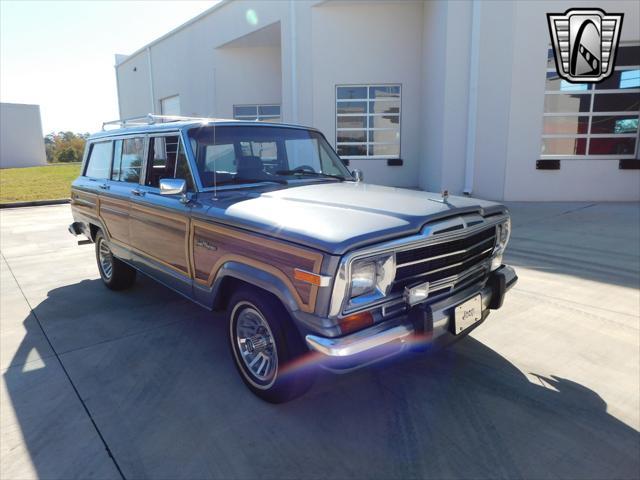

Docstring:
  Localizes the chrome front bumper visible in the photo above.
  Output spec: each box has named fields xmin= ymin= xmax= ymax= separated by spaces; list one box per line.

xmin=305 ymin=265 xmax=517 ymax=361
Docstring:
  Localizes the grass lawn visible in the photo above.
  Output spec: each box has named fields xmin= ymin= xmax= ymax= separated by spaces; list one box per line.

xmin=0 ymin=163 xmax=81 ymax=204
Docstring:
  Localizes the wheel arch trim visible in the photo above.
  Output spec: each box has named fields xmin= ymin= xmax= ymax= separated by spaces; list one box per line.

xmin=210 ymin=262 xmax=301 ymax=314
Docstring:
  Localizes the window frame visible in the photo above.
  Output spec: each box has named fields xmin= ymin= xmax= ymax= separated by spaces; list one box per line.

xmin=233 ymin=104 xmax=281 ymax=122
xmin=541 ymin=43 xmax=640 ymax=160
xmin=335 ymin=83 xmax=402 ymax=160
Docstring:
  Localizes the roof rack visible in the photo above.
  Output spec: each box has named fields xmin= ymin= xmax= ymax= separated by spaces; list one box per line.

xmin=101 ymin=114 xmax=224 ymax=130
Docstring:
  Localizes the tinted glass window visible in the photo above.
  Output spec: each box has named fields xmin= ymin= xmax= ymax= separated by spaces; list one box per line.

xmin=588 ymin=137 xmax=636 ymax=155
xmin=85 ymin=142 xmax=112 ymax=179
xmin=595 ymin=69 xmax=640 ymax=90
xmin=542 ymin=116 xmax=589 ymax=135
xmin=146 ymin=135 xmax=194 ymax=190
xmin=174 ymin=143 xmax=195 ymax=191
xmin=233 ymin=104 xmax=281 ymax=122
xmin=205 ymin=144 xmax=236 ymax=173
xmin=188 ymin=126 xmax=352 ymax=187
xmin=590 ymin=115 xmax=638 ymax=134
xmin=541 ymin=138 xmax=587 ymax=155
xmin=593 ymin=93 xmax=640 ymax=112
xmin=542 ymin=47 xmax=640 ymax=159
xmin=336 ymin=84 xmax=401 ymax=159
xmin=543 ymin=93 xmax=591 ymax=113
xmin=337 ymin=130 xmax=366 ymax=143
xmin=616 ymin=46 xmax=640 ymax=66
xmin=120 ymin=137 xmax=144 ymax=183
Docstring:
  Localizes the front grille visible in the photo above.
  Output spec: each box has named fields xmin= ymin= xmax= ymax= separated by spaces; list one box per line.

xmin=391 ymin=226 xmax=496 ymax=294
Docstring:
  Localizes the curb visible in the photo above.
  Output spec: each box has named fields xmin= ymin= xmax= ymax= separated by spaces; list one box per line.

xmin=0 ymin=199 xmax=71 ymax=209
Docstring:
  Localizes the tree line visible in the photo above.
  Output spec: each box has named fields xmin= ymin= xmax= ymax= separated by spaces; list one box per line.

xmin=44 ymin=131 xmax=90 ymax=163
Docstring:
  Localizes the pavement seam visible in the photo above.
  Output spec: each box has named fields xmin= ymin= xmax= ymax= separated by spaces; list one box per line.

xmin=56 ymin=317 xmax=186 ymax=358
xmin=509 ymin=202 xmax=598 ymax=228
xmin=0 ymin=251 xmax=127 ymax=480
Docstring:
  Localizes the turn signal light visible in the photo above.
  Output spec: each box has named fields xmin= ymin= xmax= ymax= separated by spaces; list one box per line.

xmin=294 ymin=268 xmax=330 ymax=287
xmin=340 ymin=311 xmax=374 ymax=334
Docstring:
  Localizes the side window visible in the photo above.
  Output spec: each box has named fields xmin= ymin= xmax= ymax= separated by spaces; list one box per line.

xmin=84 ymin=141 xmax=112 ymax=179
xmin=120 ymin=137 xmax=144 ymax=183
xmin=146 ymin=135 xmax=194 ymax=191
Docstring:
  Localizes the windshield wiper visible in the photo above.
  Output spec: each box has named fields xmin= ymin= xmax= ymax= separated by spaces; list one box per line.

xmin=275 ymin=170 xmax=346 ymax=181
xmin=217 ymin=177 xmax=288 ymax=186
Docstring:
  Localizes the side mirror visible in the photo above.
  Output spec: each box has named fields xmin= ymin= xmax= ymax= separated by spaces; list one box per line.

xmin=352 ymin=169 xmax=364 ymax=183
xmin=159 ymin=178 xmax=187 ymax=196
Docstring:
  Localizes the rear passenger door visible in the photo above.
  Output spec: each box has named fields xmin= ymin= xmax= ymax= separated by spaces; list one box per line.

xmin=128 ymin=133 xmax=195 ymax=294
xmin=72 ymin=140 xmax=113 ymax=225
xmin=99 ymin=136 xmax=145 ymax=247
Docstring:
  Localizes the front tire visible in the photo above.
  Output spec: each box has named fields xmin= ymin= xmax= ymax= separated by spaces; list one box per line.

xmin=227 ymin=287 xmax=315 ymax=403
xmin=95 ymin=231 xmax=136 ymax=290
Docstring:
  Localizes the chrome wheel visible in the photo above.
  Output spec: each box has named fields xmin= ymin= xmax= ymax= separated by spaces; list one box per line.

xmin=233 ymin=303 xmax=278 ymax=387
xmin=98 ymin=239 xmax=113 ymax=280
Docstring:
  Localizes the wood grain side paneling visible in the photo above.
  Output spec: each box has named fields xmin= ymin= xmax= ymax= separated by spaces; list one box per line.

xmin=129 ymin=203 xmax=190 ymax=275
xmin=70 ymin=189 xmax=98 ymax=218
xmin=192 ymin=221 xmax=324 ymax=313
xmin=100 ymin=196 xmax=129 ymax=244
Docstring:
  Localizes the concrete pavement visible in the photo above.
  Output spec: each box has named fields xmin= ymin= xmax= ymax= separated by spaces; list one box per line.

xmin=1 ymin=203 xmax=639 ymax=479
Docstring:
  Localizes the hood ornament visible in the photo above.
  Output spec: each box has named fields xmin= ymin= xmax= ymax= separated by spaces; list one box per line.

xmin=428 ymin=189 xmax=453 ymax=206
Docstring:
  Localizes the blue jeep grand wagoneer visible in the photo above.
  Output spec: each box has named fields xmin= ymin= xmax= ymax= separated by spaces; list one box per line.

xmin=69 ymin=115 xmax=517 ymax=402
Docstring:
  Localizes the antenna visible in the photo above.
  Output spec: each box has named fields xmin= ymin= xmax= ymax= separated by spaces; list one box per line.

xmin=213 ymin=121 xmax=217 ymax=199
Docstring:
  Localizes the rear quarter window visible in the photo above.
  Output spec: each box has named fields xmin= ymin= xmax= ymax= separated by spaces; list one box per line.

xmin=84 ymin=141 xmax=113 ymax=179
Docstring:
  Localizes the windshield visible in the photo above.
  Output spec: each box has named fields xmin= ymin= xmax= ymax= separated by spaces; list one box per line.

xmin=187 ymin=125 xmax=353 ymax=188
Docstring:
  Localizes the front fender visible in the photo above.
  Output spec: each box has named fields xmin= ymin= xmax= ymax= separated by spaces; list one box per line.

xmin=199 ymin=261 xmax=301 ymax=313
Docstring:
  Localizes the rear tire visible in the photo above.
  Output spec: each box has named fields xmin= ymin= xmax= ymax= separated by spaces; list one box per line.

xmin=227 ymin=287 xmax=316 ymax=403
xmin=95 ymin=231 xmax=136 ymax=290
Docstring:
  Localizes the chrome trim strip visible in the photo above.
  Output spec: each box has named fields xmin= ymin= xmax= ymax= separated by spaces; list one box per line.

xmin=395 ymin=235 xmax=495 ymax=268
xmin=306 ymin=320 xmax=414 ymax=357
xmin=395 ymin=246 xmax=494 ymax=283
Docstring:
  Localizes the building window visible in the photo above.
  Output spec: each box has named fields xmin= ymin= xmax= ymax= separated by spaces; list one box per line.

xmin=160 ymin=95 xmax=181 ymax=116
xmin=233 ymin=104 xmax=281 ymax=122
xmin=335 ymin=84 xmax=401 ymax=159
xmin=541 ymin=44 xmax=640 ymax=159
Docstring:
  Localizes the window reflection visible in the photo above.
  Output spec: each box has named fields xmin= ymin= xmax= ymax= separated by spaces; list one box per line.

xmin=336 ymin=84 xmax=401 ymax=159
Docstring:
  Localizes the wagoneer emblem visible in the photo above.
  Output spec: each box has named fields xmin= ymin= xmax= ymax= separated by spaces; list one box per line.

xmin=547 ymin=8 xmax=623 ymax=83
xmin=195 ymin=238 xmax=217 ymax=251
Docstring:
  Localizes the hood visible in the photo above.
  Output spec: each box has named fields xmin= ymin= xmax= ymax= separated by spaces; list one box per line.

xmin=196 ymin=182 xmax=505 ymax=255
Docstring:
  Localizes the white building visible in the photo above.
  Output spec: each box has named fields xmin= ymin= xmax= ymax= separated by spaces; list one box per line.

xmin=0 ymin=103 xmax=47 ymax=169
xmin=114 ymin=0 xmax=640 ymax=201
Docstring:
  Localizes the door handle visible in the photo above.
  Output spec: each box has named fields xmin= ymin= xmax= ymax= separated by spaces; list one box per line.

xmin=98 ymin=183 xmax=109 ymax=190
xmin=132 ymin=189 xmax=145 ymax=197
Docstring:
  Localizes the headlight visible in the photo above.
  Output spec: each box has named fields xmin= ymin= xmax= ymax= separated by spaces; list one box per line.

xmin=349 ymin=254 xmax=395 ymax=300
xmin=350 ymin=260 xmax=377 ymax=297
xmin=491 ymin=218 xmax=511 ymax=271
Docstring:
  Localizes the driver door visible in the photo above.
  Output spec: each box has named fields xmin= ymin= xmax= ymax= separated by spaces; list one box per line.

xmin=128 ymin=133 xmax=195 ymax=295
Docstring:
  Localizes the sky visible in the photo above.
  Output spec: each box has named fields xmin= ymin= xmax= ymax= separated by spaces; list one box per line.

xmin=1 ymin=0 xmax=219 ymax=134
